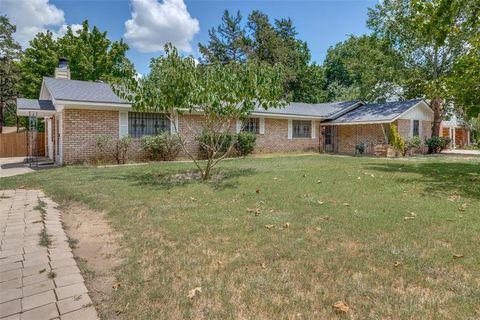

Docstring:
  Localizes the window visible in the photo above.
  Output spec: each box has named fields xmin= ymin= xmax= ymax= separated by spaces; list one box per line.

xmin=292 ymin=120 xmax=311 ymax=138
xmin=412 ymin=120 xmax=420 ymax=137
xmin=128 ymin=112 xmax=170 ymax=138
xmin=242 ymin=118 xmax=260 ymax=133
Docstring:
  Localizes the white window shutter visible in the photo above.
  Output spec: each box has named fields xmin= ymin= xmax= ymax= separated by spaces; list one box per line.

xmin=236 ymin=119 xmax=242 ymax=133
xmin=170 ymin=113 xmax=179 ymax=134
xmin=288 ymin=119 xmax=292 ymax=139
xmin=259 ymin=118 xmax=265 ymax=134
xmin=119 ymin=111 xmax=128 ymax=137
xmin=311 ymin=120 xmax=316 ymax=139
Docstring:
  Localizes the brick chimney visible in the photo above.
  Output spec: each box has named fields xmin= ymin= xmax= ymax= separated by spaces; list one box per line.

xmin=54 ymin=57 xmax=70 ymax=80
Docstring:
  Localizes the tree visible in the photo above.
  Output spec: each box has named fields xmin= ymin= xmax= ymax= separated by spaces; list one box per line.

xmin=0 ymin=15 xmax=21 ymax=133
xmin=368 ymin=0 xmax=475 ymax=136
xmin=19 ymin=20 xmax=134 ymax=99
xmin=199 ymin=10 xmax=325 ymax=103
xmin=323 ymin=35 xmax=404 ymax=102
xmin=199 ymin=10 xmax=249 ymax=63
xmin=119 ymin=44 xmax=286 ymax=180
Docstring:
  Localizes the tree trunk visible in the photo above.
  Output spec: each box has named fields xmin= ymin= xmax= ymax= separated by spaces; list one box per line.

xmin=0 ymin=100 xmax=4 ymax=134
xmin=431 ymin=97 xmax=443 ymax=137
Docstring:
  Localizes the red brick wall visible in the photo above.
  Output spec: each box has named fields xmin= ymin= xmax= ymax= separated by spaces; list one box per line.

xmin=62 ymin=109 xmax=119 ymax=164
xmin=255 ymin=118 xmax=319 ymax=153
xmin=333 ymin=124 xmax=389 ymax=155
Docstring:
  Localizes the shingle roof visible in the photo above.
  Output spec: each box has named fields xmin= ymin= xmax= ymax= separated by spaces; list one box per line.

xmin=326 ymin=99 xmax=425 ymax=124
xmin=17 ymin=98 xmax=55 ymax=111
xmin=43 ymin=77 xmax=130 ymax=105
xmin=253 ymin=100 xmax=361 ymax=118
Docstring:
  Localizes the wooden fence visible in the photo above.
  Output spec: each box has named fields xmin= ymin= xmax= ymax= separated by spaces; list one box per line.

xmin=0 ymin=131 xmax=45 ymax=158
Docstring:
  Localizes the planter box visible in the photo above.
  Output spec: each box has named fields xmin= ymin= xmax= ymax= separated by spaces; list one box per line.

xmin=374 ymin=144 xmax=398 ymax=157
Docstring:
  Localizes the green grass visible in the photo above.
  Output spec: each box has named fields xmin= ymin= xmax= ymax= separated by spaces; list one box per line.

xmin=1 ymin=155 xmax=480 ymax=319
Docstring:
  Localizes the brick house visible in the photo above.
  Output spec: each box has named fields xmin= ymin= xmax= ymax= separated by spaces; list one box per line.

xmin=17 ymin=61 xmax=434 ymax=165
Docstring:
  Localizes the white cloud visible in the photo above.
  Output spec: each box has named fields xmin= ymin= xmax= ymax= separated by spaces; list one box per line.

xmin=55 ymin=24 xmax=83 ymax=38
xmin=124 ymin=0 xmax=200 ymax=53
xmin=1 ymin=0 xmax=65 ymax=47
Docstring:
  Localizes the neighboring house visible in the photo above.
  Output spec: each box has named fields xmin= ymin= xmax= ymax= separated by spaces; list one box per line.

xmin=17 ymin=60 xmax=434 ymax=165
xmin=440 ymin=114 xmax=472 ymax=149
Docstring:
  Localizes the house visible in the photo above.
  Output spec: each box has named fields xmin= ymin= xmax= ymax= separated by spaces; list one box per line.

xmin=440 ymin=114 xmax=472 ymax=149
xmin=16 ymin=60 xmax=434 ymax=164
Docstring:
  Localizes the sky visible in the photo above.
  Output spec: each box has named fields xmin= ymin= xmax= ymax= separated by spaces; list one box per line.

xmin=1 ymin=0 xmax=376 ymax=76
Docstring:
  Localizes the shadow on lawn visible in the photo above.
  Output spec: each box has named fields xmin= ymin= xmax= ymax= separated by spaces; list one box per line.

xmin=365 ymin=161 xmax=480 ymax=200
xmin=118 ymin=167 xmax=256 ymax=190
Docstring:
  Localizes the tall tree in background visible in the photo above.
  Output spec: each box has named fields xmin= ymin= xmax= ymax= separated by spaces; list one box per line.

xmin=199 ymin=10 xmax=249 ymax=63
xmin=368 ymin=0 xmax=475 ymax=136
xmin=0 ymin=15 xmax=21 ymax=133
xmin=323 ymin=35 xmax=404 ymax=102
xmin=19 ymin=20 xmax=134 ymax=99
xmin=199 ymin=10 xmax=327 ymax=103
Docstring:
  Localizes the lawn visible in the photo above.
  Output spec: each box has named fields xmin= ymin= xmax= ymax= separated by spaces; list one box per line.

xmin=1 ymin=155 xmax=480 ymax=319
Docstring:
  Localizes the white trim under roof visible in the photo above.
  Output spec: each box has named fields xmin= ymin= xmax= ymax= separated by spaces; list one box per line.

xmin=250 ymin=112 xmax=326 ymax=120
xmin=58 ymin=100 xmax=132 ymax=110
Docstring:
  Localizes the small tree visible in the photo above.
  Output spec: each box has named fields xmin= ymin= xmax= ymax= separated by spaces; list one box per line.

xmin=118 ymin=44 xmax=286 ymax=180
xmin=389 ymin=124 xmax=405 ymax=156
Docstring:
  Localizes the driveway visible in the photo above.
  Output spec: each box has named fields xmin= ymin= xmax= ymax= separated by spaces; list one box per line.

xmin=0 ymin=158 xmax=57 ymax=178
xmin=0 ymin=189 xmax=98 ymax=320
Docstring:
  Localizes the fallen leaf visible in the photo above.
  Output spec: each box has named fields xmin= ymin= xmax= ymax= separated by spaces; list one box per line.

xmin=453 ymin=254 xmax=464 ymax=259
xmin=357 ymin=176 xmax=361 ymax=180
xmin=302 ymin=174 xmax=306 ymax=178
xmin=332 ymin=301 xmax=349 ymax=313
xmin=317 ymin=201 xmax=324 ymax=205
xmin=112 ymin=282 xmax=122 ymax=290
xmin=187 ymin=287 xmax=202 ymax=299
xmin=273 ymin=177 xmax=278 ymax=180
xmin=315 ymin=227 xmax=321 ymax=231
xmin=190 ymin=197 xmax=196 ymax=201
xmin=393 ymin=261 xmax=402 ymax=267
xmin=316 ymin=180 xmax=322 ymax=184
xmin=458 ymin=203 xmax=468 ymax=211
xmin=321 ymin=216 xmax=331 ymax=221
xmin=404 ymin=216 xmax=415 ymax=220
xmin=256 ymin=188 xmax=260 ymax=194
xmin=283 ymin=222 xmax=290 ymax=229
xmin=408 ymin=212 xmax=416 ymax=217
xmin=447 ymin=195 xmax=460 ymax=202
xmin=261 ymin=262 xmax=267 ymax=269
xmin=446 ymin=218 xmax=455 ymax=222
xmin=370 ymin=174 xmax=375 ymax=178
xmin=264 ymin=224 xmax=274 ymax=229
xmin=343 ymin=203 xmax=350 ymax=206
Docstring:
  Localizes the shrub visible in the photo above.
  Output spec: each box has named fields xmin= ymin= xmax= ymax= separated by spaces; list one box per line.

xmin=197 ymin=131 xmax=234 ymax=159
xmin=355 ymin=143 xmax=367 ymax=155
xmin=141 ymin=133 xmax=181 ymax=161
xmin=404 ymin=136 xmax=422 ymax=156
xmin=96 ymin=135 xmax=132 ymax=164
xmin=235 ymin=132 xmax=256 ymax=156
xmin=389 ymin=125 xmax=405 ymax=156
xmin=425 ymin=136 xmax=451 ymax=153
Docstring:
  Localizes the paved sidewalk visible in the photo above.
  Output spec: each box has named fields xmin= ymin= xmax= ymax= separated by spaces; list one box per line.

xmin=0 ymin=189 xmax=98 ymax=320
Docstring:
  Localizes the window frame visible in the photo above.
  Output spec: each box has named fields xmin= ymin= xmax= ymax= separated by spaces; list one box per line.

xmin=412 ymin=119 xmax=420 ymax=137
xmin=292 ymin=120 xmax=312 ymax=138
xmin=128 ymin=112 xmax=170 ymax=138
xmin=242 ymin=118 xmax=260 ymax=134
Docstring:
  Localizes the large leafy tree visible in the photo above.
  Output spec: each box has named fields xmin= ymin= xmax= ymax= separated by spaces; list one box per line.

xmin=0 ymin=15 xmax=21 ymax=133
xmin=119 ymin=45 xmax=286 ymax=180
xmin=199 ymin=10 xmax=249 ymax=63
xmin=19 ymin=20 xmax=134 ymax=99
xmin=323 ymin=35 xmax=404 ymax=102
xmin=199 ymin=10 xmax=326 ymax=103
xmin=368 ymin=0 xmax=476 ymax=136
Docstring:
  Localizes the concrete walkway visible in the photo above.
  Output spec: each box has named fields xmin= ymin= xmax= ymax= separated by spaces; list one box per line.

xmin=0 ymin=158 xmax=34 ymax=178
xmin=0 ymin=189 xmax=97 ymax=320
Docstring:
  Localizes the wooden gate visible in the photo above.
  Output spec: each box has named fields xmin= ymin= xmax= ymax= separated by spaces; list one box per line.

xmin=0 ymin=132 xmax=45 ymax=157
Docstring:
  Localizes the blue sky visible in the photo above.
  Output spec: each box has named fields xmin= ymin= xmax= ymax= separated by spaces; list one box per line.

xmin=4 ymin=0 xmax=376 ymax=75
